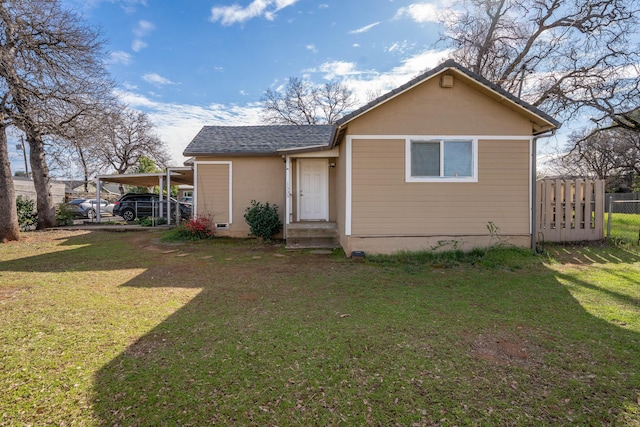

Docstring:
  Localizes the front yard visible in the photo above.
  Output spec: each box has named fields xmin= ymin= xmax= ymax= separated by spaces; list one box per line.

xmin=1 ymin=230 xmax=639 ymax=425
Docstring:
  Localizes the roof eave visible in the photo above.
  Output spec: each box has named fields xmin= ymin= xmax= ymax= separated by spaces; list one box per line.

xmin=186 ymin=151 xmax=282 ymax=157
xmin=334 ymin=59 xmax=560 ymax=133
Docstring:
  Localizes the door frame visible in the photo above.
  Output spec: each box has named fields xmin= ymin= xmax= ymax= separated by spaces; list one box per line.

xmin=296 ymin=158 xmax=329 ymax=221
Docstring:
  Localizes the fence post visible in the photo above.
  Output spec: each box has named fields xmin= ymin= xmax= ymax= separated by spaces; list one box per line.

xmin=606 ymin=195 xmax=613 ymax=239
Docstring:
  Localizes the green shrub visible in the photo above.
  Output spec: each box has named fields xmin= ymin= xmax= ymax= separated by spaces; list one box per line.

xmin=243 ymin=200 xmax=282 ymax=241
xmin=17 ymin=196 xmax=38 ymax=230
xmin=55 ymin=204 xmax=75 ymax=227
xmin=136 ymin=217 xmax=167 ymax=227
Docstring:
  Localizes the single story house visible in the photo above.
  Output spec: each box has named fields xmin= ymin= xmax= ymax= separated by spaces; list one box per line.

xmin=183 ymin=59 xmax=560 ymax=255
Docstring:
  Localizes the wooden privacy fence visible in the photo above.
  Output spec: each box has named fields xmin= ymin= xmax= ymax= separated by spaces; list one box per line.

xmin=536 ymin=179 xmax=605 ymax=242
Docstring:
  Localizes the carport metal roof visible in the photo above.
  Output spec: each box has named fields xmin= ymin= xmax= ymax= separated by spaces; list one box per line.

xmin=96 ymin=168 xmax=194 ymax=187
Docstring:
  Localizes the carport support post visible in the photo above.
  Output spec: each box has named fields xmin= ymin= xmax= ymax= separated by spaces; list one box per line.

xmin=158 ymin=176 xmax=164 ymax=225
xmin=166 ymin=170 xmax=172 ymax=225
xmin=96 ymin=178 xmax=102 ymax=223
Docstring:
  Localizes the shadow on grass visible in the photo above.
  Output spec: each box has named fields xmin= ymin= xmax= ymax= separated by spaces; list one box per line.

xmin=3 ymin=232 xmax=640 ymax=425
xmin=544 ymin=241 xmax=640 ymax=265
xmin=91 ymin=244 xmax=640 ymax=424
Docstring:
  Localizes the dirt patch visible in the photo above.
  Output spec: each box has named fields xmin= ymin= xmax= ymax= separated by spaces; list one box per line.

xmin=126 ymin=232 xmax=179 ymax=252
xmin=0 ymin=287 xmax=25 ymax=301
xmin=238 ymin=293 xmax=259 ymax=302
xmin=470 ymin=333 xmax=544 ymax=368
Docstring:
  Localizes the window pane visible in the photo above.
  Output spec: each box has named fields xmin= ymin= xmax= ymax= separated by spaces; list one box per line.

xmin=412 ymin=142 xmax=440 ymax=176
xmin=444 ymin=141 xmax=472 ymax=177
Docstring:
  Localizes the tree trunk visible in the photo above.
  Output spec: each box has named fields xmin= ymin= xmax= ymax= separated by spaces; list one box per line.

xmin=27 ymin=131 xmax=56 ymax=229
xmin=0 ymin=126 xmax=21 ymax=242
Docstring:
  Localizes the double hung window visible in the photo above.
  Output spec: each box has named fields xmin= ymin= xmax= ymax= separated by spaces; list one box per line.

xmin=407 ymin=139 xmax=477 ymax=182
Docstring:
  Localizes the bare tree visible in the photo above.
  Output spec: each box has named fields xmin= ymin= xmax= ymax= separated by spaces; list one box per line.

xmin=547 ymin=130 xmax=619 ymax=180
xmin=547 ymin=127 xmax=640 ymax=189
xmin=441 ymin=0 xmax=640 ymax=127
xmin=47 ymin=108 xmax=114 ymax=192
xmin=0 ymin=0 xmax=113 ymax=229
xmin=261 ymin=77 xmax=356 ymax=125
xmin=92 ymin=106 xmax=169 ymax=193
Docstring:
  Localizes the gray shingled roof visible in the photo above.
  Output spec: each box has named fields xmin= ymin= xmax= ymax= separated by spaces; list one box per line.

xmin=335 ymin=59 xmax=561 ymax=131
xmin=183 ymin=124 xmax=336 ymax=156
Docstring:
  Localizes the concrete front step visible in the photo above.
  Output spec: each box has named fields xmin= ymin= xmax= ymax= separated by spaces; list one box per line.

xmin=286 ymin=222 xmax=339 ymax=249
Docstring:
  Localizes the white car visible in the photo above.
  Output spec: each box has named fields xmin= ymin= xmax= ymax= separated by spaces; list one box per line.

xmin=62 ymin=198 xmax=114 ymax=219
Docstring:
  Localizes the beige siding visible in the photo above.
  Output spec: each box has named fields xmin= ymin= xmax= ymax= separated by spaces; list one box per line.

xmin=350 ymin=138 xmax=530 ymax=236
xmin=196 ymin=163 xmax=230 ymax=223
xmin=347 ymin=76 xmax=534 ymax=136
xmin=195 ymin=156 xmax=285 ymax=237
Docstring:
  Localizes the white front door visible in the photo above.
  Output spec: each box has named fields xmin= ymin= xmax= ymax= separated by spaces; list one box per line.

xmin=298 ymin=159 xmax=328 ymax=221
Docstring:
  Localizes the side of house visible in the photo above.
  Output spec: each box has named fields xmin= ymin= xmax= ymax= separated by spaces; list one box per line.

xmin=184 ymin=60 xmax=559 ymax=255
xmin=333 ymin=64 xmax=557 ymax=254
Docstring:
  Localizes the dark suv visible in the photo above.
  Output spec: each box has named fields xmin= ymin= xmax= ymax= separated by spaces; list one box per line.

xmin=113 ymin=193 xmax=191 ymax=222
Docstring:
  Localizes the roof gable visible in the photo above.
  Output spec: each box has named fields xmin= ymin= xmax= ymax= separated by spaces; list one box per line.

xmin=335 ymin=59 xmax=560 ymax=135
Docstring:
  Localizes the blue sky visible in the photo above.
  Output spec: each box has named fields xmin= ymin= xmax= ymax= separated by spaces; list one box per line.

xmin=10 ymin=0 xmax=567 ymax=176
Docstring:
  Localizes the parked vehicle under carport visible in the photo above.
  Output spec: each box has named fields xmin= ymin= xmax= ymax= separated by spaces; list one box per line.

xmin=112 ymin=193 xmax=191 ymax=222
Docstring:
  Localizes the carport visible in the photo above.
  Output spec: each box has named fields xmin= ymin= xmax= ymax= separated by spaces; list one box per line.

xmin=95 ymin=167 xmax=194 ymax=224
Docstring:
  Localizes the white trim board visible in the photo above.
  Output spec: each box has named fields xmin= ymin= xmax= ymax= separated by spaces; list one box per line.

xmin=193 ymin=161 xmax=233 ymax=224
xmin=347 ymin=134 xmax=533 ymax=141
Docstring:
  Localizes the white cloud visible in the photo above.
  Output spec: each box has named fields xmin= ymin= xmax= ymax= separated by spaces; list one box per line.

xmin=318 ymin=3 xmax=329 ymax=9
xmin=122 ymin=81 xmax=138 ymax=90
xmin=349 ymin=22 xmax=380 ymax=34
xmin=312 ymin=61 xmax=362 ymax=80
xmin=395 ymin=2 xmax=441 ymax=23
xmin=386 ymin=41 xmax=414 ymax=55
xmin=115 ymin=89 xmax=262 ymax=165
xmin=131 ymin=20 xmax=154 ymax=51
xmin=142 ymin=73 xmax=176 ymax=86
xmin=131 ymin=39 xmax=147 ymax=52
xmin=210 ymin=0 xmax=299 ymax=26
xmin=67 ymin=0 xmax=147 ymax=14
xmin=113 ymin=49 xmax=454 ymax=166
xmin=133 ymin=19 xmax=155 ymax=37
xmin=306 ymin=44 xmax=318 ymax=54
xmin=308 ymin=49 xmax=453 ymax=104
xmin=109 ymin=50 xmax=132 ymax=65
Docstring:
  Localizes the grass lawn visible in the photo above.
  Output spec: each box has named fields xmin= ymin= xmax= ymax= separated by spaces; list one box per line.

xmin=1 ymin=230 xmax=639 ymax=426
xmin=607 ymin=213 xmax=640 ymax=245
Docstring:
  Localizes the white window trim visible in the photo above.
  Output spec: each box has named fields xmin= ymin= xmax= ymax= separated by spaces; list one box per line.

xmin=405 ymin=138 xmax=478 ymax=183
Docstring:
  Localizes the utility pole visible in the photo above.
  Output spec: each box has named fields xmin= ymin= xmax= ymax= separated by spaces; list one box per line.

xmin=517 ymin=65 xmax=527 ymax=99
xmin=17 ymin=135 xmax=29 ymax=178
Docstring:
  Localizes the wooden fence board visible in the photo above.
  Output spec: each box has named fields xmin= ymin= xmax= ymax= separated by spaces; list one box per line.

xmin=536 ymin=178 xmax=604 ymax=242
